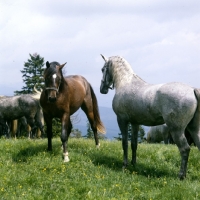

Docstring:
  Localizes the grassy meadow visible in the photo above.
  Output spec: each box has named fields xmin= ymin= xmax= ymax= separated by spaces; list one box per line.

xmin=0 ymin=138 xmax=200 ymax=199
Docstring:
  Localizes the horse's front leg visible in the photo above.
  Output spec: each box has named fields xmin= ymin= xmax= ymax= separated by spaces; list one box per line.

xmin=117 ymin=117 xmax=129 ymax=168
xmin=43 ymin=114 xmax=53 ymax=151
xmin=61 ymin=114 xmax=72 ymax=162
xmin=131 ymin=124 xmax=139 ymax=165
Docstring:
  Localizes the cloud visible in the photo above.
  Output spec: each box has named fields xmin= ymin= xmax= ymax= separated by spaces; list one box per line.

xmin=0 ymin=0 xmax=200 ymax=106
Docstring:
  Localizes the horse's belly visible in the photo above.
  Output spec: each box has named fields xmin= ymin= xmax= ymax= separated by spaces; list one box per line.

xmin=135 ymin=115 xmax=164 ymax=126
xmin=113 ymin=93 xmax=165 ymax=126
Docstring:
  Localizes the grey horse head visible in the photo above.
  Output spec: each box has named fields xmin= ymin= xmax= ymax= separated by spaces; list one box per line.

xmin=100 ymin=54 xmax=114 ymax=94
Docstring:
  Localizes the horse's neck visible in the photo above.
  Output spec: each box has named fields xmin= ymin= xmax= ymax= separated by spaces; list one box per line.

xmin=113 ymin=66 xmax=145 ymax=90
xmin=59 ymin=77 xmax=68 ymax=92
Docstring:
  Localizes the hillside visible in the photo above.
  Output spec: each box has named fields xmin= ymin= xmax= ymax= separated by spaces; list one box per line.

xmin=72 ymin=106 xmax=149 ymax=139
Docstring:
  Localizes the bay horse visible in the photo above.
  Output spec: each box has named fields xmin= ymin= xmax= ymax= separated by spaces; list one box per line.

xmin=40 ymin=61 xmax=105 ymax=162
xmin=100 ymin=55 xmax=200 ymax=180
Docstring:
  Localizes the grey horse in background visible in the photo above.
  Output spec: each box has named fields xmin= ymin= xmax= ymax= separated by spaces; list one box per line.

xmin=146 ymin=124 xmax=170 ymax=144
xmin=100 ymin=55 xmax=200 ymax=180
xmin=0 ymin=94 xmax=44 ymax=137
xmin=147 ymin=124 xmax=195 ymax=145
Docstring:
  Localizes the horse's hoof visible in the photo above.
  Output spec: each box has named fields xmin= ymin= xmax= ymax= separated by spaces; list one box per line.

xmin=64 ymin=157 xmax=70 ymax=162
xmin=63 ymin=152 xmax=70 ymax=162
xmin=122 ymin=163 xmax=128 ymax=169
xmin=179 ymin=173 xmax=186 ymax=180
xmin=131 ymin=160 xmax=136 ymax=166
xmin=96 ymin=143 xmax=100 ymax=149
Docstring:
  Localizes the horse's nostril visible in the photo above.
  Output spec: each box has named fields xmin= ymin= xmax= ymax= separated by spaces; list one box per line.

xmin=48 ymin=97 xmax=57 ymax=102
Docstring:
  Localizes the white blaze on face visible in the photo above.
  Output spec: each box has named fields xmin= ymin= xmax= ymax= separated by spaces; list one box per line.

xmin=52 ymin=74 xmax=57 ymax=85
xmin=52 ymin=74 xmax=57 ymax=79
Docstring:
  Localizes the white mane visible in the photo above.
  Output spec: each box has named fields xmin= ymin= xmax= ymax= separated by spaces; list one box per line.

xmin=109 ymin=56 xmax=140 ymax=89
xmin=31 ymin=86 xmax=42 ymax=100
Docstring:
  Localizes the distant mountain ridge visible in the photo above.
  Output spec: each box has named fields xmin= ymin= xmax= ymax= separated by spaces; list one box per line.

xmin=71 ymin=106 xmax=120 ymax=139
xmin=72 ymin=106 xmax=149 ymax=140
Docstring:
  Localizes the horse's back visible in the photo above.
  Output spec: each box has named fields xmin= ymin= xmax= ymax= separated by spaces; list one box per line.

xmin=64 ymin=75 xmax=89 ymax=87
xmin=64 ymin=75 xmax=90 ymax=97
xmin=0 ymin=95 xmax=39 ymax=120
xmin=157 ymin=82 xmax=196 ymax=105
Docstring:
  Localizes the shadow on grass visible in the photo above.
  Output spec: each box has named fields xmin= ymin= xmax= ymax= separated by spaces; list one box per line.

xmin=12 ymin=140 xmax=61 ymax=163
xmin=89 ymin=151 xmax=178 ymax=179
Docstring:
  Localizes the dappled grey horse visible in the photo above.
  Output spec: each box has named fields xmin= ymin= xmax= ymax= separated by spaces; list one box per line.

xmin=0 ymin=95 xmax=44 ymax=137
xmin=147 ymin=124 xmax=195 ymax=145
xmin=100 ymin=55 xmax=200 ymax=180
xmin=147 ymin=124 xmax=170 ymax=144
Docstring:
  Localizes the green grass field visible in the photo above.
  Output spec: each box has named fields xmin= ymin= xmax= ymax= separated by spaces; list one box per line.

xmin=0 ymin=138 xmax=200 ymax=200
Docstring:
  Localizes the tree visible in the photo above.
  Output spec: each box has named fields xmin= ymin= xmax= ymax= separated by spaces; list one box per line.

xmin=14 ymin=53 xmax=45 ymax=95
xmin=84 ymin=121 xmax=94 ymax=139
xmin=70 ymin=129 xmax=82 ymax=138
xmin=137 ymin=125 xmax=145 ymax=143
xmin=84 ymin=121 xmax=106 ymax=140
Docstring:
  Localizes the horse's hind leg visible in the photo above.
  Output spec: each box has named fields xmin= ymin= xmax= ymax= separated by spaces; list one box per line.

xmin=26 ymin=117 xmax=37 ymax=138
xmin=170 ymin=129 xmax=190 ymax=180
xmin=81 ymin=104 xmax=99 ymax=147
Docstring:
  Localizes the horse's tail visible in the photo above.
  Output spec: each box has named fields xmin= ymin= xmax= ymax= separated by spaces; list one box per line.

xmin=31 ymin=85 xmax=42 ymax=100
xmin=89 ymin=85 xmax=106 ymax=134
xmin=194 ymin=88 xmax=200 ymax=113
xmin=193 ymin=89 xmax=200 ymax=130
xmin=187 ymin=88 xmax=200 ymax=149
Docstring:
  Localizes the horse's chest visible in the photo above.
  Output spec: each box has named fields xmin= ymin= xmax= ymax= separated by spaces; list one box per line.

xmin=113 ymin=91 xmax=137 ymax=110
xmin=43 ymin=101 xmax=66 ymax=117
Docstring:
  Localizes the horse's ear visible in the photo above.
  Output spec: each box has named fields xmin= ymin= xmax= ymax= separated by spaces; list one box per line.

xmin=100 ymin=54 xmax=108 ymax=62
xmin=46 ymin=61 xmax=50 ymax=68
xmin=59 ymin=62 xmax=67 ymax=70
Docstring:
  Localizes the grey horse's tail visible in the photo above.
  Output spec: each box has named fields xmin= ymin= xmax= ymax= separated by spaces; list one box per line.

xmin=187 ymin=88 xmax=200 ymax=149
xmin=194 ymin=88 xmax=200 ymax=113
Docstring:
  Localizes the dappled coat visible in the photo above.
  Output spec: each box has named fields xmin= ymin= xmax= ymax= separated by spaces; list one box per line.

xmin=147 ymin=124 xmax=195 ymax=146
xmin=146 ymin=124 xmax=170 ymax=144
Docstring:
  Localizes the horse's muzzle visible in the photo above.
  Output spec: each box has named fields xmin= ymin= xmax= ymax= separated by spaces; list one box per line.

xmin=48 ymin=96 xmax=57 ymax=102
xmin=100 ymin=84 xmax=109 ymax=94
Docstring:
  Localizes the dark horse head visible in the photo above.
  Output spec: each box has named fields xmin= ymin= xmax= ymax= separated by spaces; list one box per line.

xmin=44 ymin=61 xmax=66 ymax=102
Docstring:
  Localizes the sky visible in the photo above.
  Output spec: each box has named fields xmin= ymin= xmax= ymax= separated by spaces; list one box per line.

xmin=1 ymin=0 xmax=200 ymax=108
